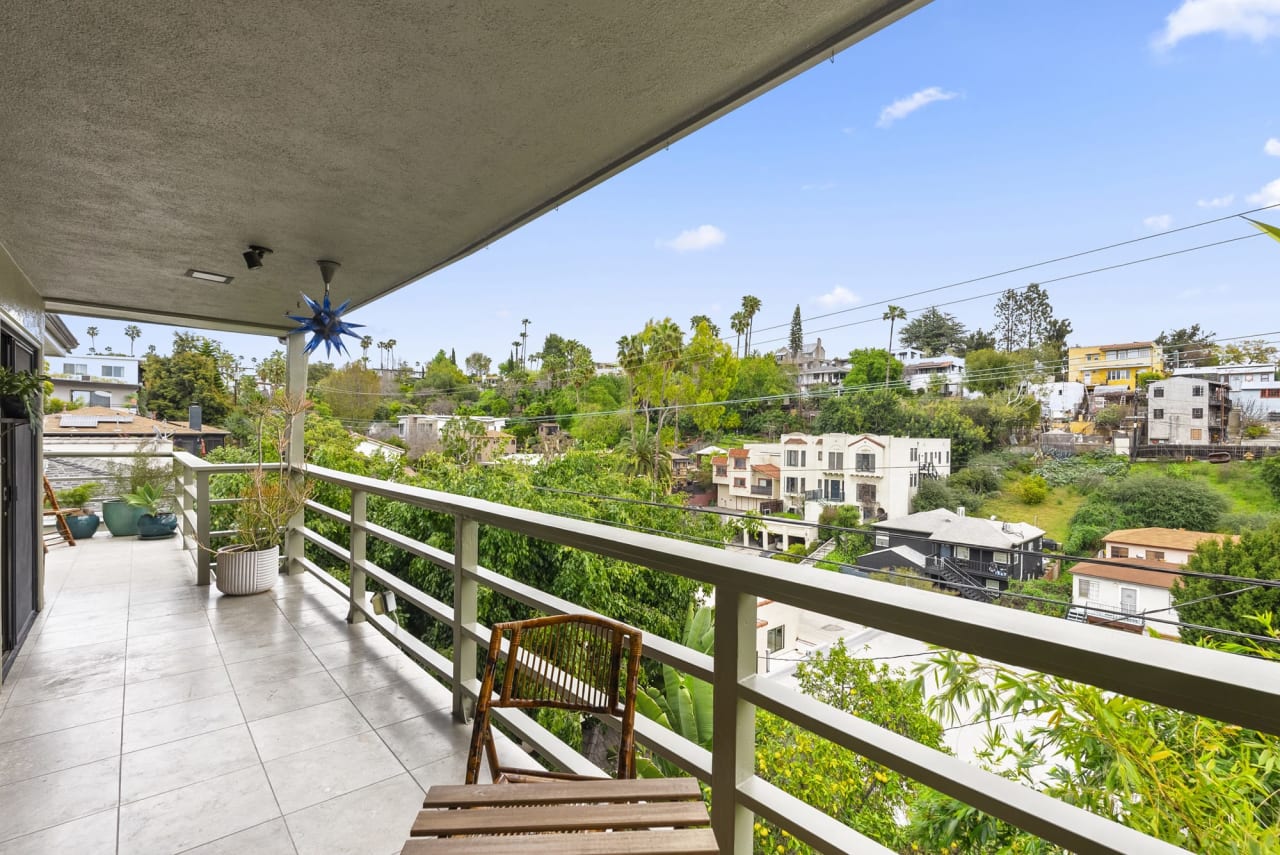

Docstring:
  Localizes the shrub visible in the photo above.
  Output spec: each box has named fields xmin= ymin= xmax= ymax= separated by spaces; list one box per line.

xmin=1036 ymin=452 xmax=1129 ymax=488
xmin=912 ymin=478 xmax=982 ymax=516
xmin=1010 ymin=475 xmax=1049 ymax=505
xmin=1260 ymin=455 xmax=1280 ymax=502
xmin=1220 ymin=512 xmax=1277 ymax=534
xmin=950 ymin=466 xmax=1002 ymax=495
xmin=1063 ymin=524 xmax=1107 ymax=557
xmin=1097 ymin=473 xmax=1228 ymax=530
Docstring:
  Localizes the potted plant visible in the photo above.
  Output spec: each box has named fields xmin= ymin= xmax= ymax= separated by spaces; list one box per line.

xmin=212 ymin=392 xmax=311 ymax=596
xmin=123 ymin=483 xmax=179 ymax=539
xmin=56 ymin=482 xmax=102 ymax=540
xmin=102 ymin=446 xmax=173 ymax=536
xmin=0 ymin=366 xmax=49 ymax=421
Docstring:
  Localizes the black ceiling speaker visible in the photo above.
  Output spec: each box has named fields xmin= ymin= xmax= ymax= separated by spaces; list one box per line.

xmin=243 ymin=245 xmax=273 ymax=270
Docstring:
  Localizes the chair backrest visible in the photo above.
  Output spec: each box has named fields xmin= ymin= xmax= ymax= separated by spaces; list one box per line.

xmin=468 ymin=614 xmax=643 ymax=781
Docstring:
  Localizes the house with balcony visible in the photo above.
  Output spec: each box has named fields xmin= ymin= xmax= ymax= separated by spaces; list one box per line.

xmin=1172 ymin=363 xmax=1280 ymax=423
xmin=903 ymin=356 xmax=966 ymax=396
xmin=775 ymin=338 xmax=851 ymax=395
xmin=1067 ymin=341 xmax=1163 ymax=392
xmin=396 ymin=414 xmax=511 ymax=459
xmin=48 ymin=354 xmax=142 ymax=410
xmin=1146 ymin=376 xmax=1231 ymax=444
xmin=1070 ymin=528 xmax=1236 ymax=638
xmin=2 ymin=5 xmax=1277 ymax=853
xmin=863 ymin=507 xmax=1045 ymax=596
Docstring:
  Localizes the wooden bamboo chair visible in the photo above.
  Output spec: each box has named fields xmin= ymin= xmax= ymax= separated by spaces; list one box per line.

xmin=466 ymin=614 xmax=643 ymax=784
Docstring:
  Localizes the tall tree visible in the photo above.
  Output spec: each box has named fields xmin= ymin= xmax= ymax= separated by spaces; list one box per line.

xmin=688 ymin=314 xmax=720 ymax=338
xmin=1156 ymin=324 xmax=1218 ymax=369
xmin=85 ymin=325 xmax=99 ymax=352
xmin=729 ymin=311 xmax=748 ymax=357
xmin=674 ymin=321 xmax=737 ymax=434
xmin=1221 ymin=338 xmax=1277 ymax=365
xmin=881 ymin=305 xmax=907 ymax=386
xmin=788 ymin=304 xmax=803 ymax=359
xmin=386 ymin=339 xmax=398 ymax=368
xmin=464 ymin=351 xmax=491 ymax=381
xmin=124 ymin=324 xmax=142 ymax=356
xmin=740 ymin=295 xmax=762 ymax=354
xmin=360 ymin=335 xmax=373 ymax=362
xmin=520 ymin=318 xmax=531 ymax=368
xmin=896 ymin=307 xmax=966 ymax=357
xmin=315 ymin=362 xmax=381 ymax=421
xmin=843 ymin=348 xmax=904 ymax=390
xmin=958 ymin=327 xmax=997 ymax=355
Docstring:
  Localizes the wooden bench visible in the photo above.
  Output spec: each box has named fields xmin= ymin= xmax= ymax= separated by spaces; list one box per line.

xmin=404 ymin=777 xmax=719 ymax=854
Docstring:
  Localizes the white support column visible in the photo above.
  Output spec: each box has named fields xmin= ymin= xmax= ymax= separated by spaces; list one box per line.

xmin=285 ymin=332 xmax=307 ymax=575
xmin=195 ymin=470 xmax=211 ymax=586
xmin=452 ymin=516 xmax=479 ymax=721
xmin=712 ymin=584 xmax=757 ymax=855
xmin=347 ymin=489 xmax=367 ymax=623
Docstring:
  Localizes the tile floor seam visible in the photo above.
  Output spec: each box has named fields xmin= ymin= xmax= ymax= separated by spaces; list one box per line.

xmin=171 ymin=817 xmax=299 ymax=855
xmin=0 ymin=807 xmax=118 ymax=854
xmin=0 ymin=723 xmax=121 ymax=790
xmin=0 ymin=708 xmax=123 ymax=746
xmin=213 ymin=598 xmax=300 ymax=854
xmin=323 ymin=656 xmax=435 ymax=784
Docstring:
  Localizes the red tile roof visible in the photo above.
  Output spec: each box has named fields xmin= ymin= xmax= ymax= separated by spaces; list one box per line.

xmin=784 ymin=437 xmax=807 ymax=445
xmin=711 ymin=456 xmax=727 ymax=465
xmin=1104 ymin=528 xmax=1236 ymax=552
xmin=751 ymin=464 xmax=780 ymax=478
xmin=728 ymin=448 xmax=750 ymax=458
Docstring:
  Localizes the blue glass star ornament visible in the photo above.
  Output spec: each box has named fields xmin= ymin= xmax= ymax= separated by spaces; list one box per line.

xmin=286 ymin=259 xmax=364 ymax=357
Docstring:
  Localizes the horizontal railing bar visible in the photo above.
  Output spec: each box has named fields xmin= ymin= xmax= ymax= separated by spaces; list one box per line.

xmin=347 ymin=598 xmax=452 ymax=683
xmin=467 ymin=566 xmax=715 ymax=683
xmin=301 ymin=527 xmax=350 ymax=564
xmin=209 ymin=528 xmax=237 ymax=538
xmin=737 ymin=776 xmax=894 ymax=855
xmin=208 ymin=497 xmax=239 ymax=506
xmin=294 ymin=555 xmax=347 ymax=597
xmin=46 ymin=449 xmax=174 ymax=458
xmin=353 ymin=558 xmax=452 ymax=626
xmin=739 ymin=674 xmax=1189 ymax=855
xmin=304 ymin=499 xmax=351 ymax=525
xmin=595 ymin=711 xmax=713 ymax=782
xmin=301 ymin=462 xmax=1280 ymax=735
xmin=459 ymin=678 xmax=602 ymax=779
xmin=360 ymin=519 xmax=454 ymax=571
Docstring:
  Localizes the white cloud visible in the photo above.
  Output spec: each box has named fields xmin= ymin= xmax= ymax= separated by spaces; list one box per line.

xmin=876 ymin=87 xmax=959 ymax=128
xmin=1266 ymin=137 xmax=1280 ymax=156
xmin=814 ymin=286 xmax=859 ymax=308
xmin=1247 ymin=177 xmax=1280 ymax=206
xmin=1196 ymin=194 xmax=1235 ymax=207
xmin=1155 ymin=0 xmax=1280 ymax=49
xmin=1143 ymin=214 xmax=1174 ymax=230
xmin=658 ymin=224 xmax=726 ymax=252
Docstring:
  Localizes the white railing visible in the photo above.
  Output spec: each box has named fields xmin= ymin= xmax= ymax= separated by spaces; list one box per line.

xmin=171 ymin=453 xmax=1280 ymax=855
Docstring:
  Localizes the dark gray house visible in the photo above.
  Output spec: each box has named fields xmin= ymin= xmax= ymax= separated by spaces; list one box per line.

xmin=859 ymin=508 xmax=1045 ymax=599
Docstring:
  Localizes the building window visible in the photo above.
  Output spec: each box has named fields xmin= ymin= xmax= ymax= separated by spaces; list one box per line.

xmin=1192 ymin=408 xmax=1204 ymax=419
xmin=784 ymin=477 xmax=797 ymax=493
xmin=716 ymin=466 xmax=727 ymax=477
xmin=1110 ymin=546 xmax=1129 ymax=558
xmin=63 ymin=362 xmax=88 ymax=375
xmin=1152 ymin=409 xmax=1164 ymax=419
xmin=1119 ymin=587 xmax=1138 ymax=615
xmin=785 ymin=449 xmax=806 ymax=467
xmin=1153 ymin=387 xmax=1165 ymax=398
xmin=827 ymin=452 xmax=844 ymax=470
xmin=1078 ymin=578 xmax=1096 ymax=599
xmin=1192 ymin=385 xmax=1204 ymax=397
xmin=733 ymin=477 xmax=746 ymax=488
xmin=854 ymin=453 xmax=875 ymax=473
xmin=954 ymin=546 xmax=970 ymax=560
xmin=1190 ymin=428 xmax=1203 ymax=440
xmin=1148 ymin=550 xmax=1165 ymax=561
xmin=945 ymin=450 xmax=950 ymax=464
xmin=875 ymin=534 xmax=889 ymax=548
xmin=766 ymin=625 xmax=785 ymax=653
xmin=910 ymin=447 xmax=918 ymax=462
xmin=993 ymin=551 xmax=1011 ymax=565
xmin=1106 ymin=369 xmax=1130 ymax=381
xmin=101 ymin=365 xmax=124 ymax=378
xmin=909 ymin=472 xmax=918 ymax=487
xmin=817 ymin=450 xmax=823 ymax=462
xmin=1262 ymin=389 xmax=1280 ymax=399
xmin=734 ymin=457 xmax=747 ymax=469
xmin=855 ymin=483 xmax=876 ymax=504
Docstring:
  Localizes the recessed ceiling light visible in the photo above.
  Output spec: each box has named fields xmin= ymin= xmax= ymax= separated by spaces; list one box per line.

xmin=185 ymin=269 xmax=234 ymax=284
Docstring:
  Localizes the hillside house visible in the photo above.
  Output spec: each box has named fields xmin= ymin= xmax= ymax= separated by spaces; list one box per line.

xmin=903 ymin=356 xmax=966 ymax=396
xmin=1146 ymin=376 xmax=1231 ymax=444
xmin=48 ymin=354 xmax=141 ymax=410
xmin=1172 ymin=363 xmax=1280 ymax=422
xmin=1067 ymin=341 xmax=1162 ymax=391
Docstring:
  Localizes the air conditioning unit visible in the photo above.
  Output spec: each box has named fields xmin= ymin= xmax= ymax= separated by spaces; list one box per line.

xmin=80 ymin=374 xmax=91 ymax=381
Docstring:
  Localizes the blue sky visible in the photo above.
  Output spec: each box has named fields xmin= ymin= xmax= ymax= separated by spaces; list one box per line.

xmin=80 ymin=0 xmax=1280 ymax=367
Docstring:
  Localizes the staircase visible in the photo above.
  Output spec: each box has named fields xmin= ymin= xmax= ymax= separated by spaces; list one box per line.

xmin=933 ymin=556 xmax=995 ymax=603
xmin=798 ymin=539 xmax=838 ymax=567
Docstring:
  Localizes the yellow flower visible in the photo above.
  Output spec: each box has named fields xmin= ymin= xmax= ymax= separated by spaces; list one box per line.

xmin=873 ymin=770 xmax=888 ymax=783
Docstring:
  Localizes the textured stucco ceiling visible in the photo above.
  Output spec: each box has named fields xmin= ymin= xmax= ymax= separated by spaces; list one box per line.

xmin=1 ymin=0 xmax=927 ymax=334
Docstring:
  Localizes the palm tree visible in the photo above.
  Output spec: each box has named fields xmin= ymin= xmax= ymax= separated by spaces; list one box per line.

xmin=85 ymin=325 xmax=99 ymax=352
xmin=360 ymin=335 xmax=373 ymax=363
xmin=520 ymin=318 xmax=531 ymax=368
xmin=729 ymin=312 xmax=748 ymax=357
xmin=882 ymin=304 xmax=907 ymax=386
xmin=377 ymin=341 xmax=388 ymax=370
xmin=124 ymin=324 xmax=142 ymax=355
xmin=386 ymin=339 xmax=397 ymax=368
xmin=740 ymin=295 xmax=762 ymax=354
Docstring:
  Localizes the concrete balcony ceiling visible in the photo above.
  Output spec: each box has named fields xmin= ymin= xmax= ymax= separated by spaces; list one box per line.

xmin=0 ymin=0 xmax=927 ymax=333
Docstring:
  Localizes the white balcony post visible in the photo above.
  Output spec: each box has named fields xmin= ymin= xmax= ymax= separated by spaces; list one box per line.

xmin=347 ymin=489 xmax=367 ymax=623
xmin=712 ymin=584 xmax=756 ymax=855
xmin=285 ymin=332 xmax=307 ymax=575
xmin=181 ymin=462 xmax=194 ymax=553
xmin=195 ymin=469 xmax=211 ymax=586
xmin=452 ymin=515 xmax=479 ymax=721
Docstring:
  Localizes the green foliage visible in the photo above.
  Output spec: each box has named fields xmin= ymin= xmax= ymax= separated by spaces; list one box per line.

xmin=1009 ymin=475 xmax=1048 ymax=505
xmin=997 ymin=572 xmax=1073 ymax=616
xmin=842 ymin=348 xmax=903 ymax=389
xmin=1244 ymin=423 xmax=1271 ymax=440
xmin=788 ymin=304 xmax=803 ymax=357
xmin=1260 ymin=455 xmax=1280 ymax=503
xmin=963 ymin=348 xmax=1034 ymax=397
xmin=0 ymin=366 xmax=51 ymax=419
xmin=948 ymin=465 xmax=1001 ymax=495
xmin=1156 ymin=324 xmax=1218 ymax=368
xmin=908 ymin=649 xmax=1280 ymax=853
xmin=141 ymin=334 xmax=233 ymax=424
xmin=816 ymin=391 xmax=989 ymax=466
xmin=636 ymin=606 xmax=714 ymax=778
xmin=1135 ymin=370 xmax=1164 ymax=389
xmin=1095 ymin=473 xmax=1229 ymax=531
xmin=416 ymin=349 xmax=469 ymax=394
xmin=755 ymin=644 xmax=945 ymax=852
xmin=1173 ymin=522 xmax=1280 ymax=646
xmin=1035 ymin=452 xmax=1129 ymax=488
xmin=314 ymin=362 xmax=381 ymax=421
xmin=896 ymin=307 xmax=967 ymax=357
xmin=106 ymin=447 xmax=174 ymax=501
xmin=912 ymin=477 xmax=982 ymax=516
xmin=123 ymin=483 xmax=168 ymax=516
xmin=1093 ymin=404 xmax=1126 ymax=430
xmin=56 ymin=482 xmax=100 ymax=508
xmin=771 ymin=542 xmax=812 ymax=564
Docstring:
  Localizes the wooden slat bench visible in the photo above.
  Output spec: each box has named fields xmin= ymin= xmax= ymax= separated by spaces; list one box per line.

xmin=404 ymin=777 xmax=719 ymax=855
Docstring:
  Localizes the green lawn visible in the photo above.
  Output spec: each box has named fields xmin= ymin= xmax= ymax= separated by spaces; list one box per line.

xmin=1129 ymin=460 xmax=1278 ymax=515
xmin=981 ymin=489 xmax=1086 ymax=544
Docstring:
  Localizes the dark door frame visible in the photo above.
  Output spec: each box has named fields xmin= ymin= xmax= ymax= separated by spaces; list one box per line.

xmin=1 ymin=322 xmax=40 ymax=679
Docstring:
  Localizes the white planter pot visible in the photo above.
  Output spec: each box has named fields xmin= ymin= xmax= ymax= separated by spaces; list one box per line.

xmin=214 ymin=545 xmax=280 ymax=596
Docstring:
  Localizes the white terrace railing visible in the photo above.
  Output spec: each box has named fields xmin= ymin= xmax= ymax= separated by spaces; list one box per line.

xmin=170 ymin=453 xmax=1280 ymax=855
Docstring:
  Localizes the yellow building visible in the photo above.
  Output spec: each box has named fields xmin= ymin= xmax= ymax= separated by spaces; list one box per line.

xmin=1067 ymin=341 xmax=1163 ymax=391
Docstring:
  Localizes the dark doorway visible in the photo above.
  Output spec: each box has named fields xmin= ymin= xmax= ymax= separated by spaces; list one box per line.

xmin=1 ymin=326 xmax=39 ymax=678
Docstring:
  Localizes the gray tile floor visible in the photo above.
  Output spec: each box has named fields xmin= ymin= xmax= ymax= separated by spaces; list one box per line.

xmin=0 ymin=536 xmax=473 ymax=855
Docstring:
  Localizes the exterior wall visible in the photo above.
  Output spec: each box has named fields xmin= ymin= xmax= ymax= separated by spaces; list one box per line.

xmin=1071 ymin=576 xmax=1178 ymax=638
xmin=1101 ymin=540 xmax=1195 ymax=565
xmin=49 ymin=355 xmax=141 ymax=409
xmin=1068 ymin=343 xmax=1162 ymax=391
xmin=1172 ymin=364 xmax=1280 ymax=418
xmin=397 ymin=415 xmax=508 ymax=458
xmin=756 ymin=599 xmax=801 ymax=672
xmin=903 ymin=357 xmax=966 ymax=395
xmin=1147 ymin=377 xmax=1230 ymax=444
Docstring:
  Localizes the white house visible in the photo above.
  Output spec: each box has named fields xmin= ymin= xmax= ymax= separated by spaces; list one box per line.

xmin=396 ymin=414 xmax=509 ymax=457
xmin=903 ymin=356 xmax=966 ymax=396
xmin=352 ymin=433 xmax=405 ymax=461
xmin=1070 ymin=527 xmax=1236 ymax=639
xmin=1171 ymin=363 xmax=1280 ymax=422
xmin=1147 ymin=376 xmax=1231 ymax=444
xmin=712 ymin=432 xmax=951 ymax=525
xmin=756 ymin=598 xmax=801 ymax=673
xmin=1025 ymin=381 xmax=1087 ymax=421
xmin=48 ymin=354 xmax=141 ymax=410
